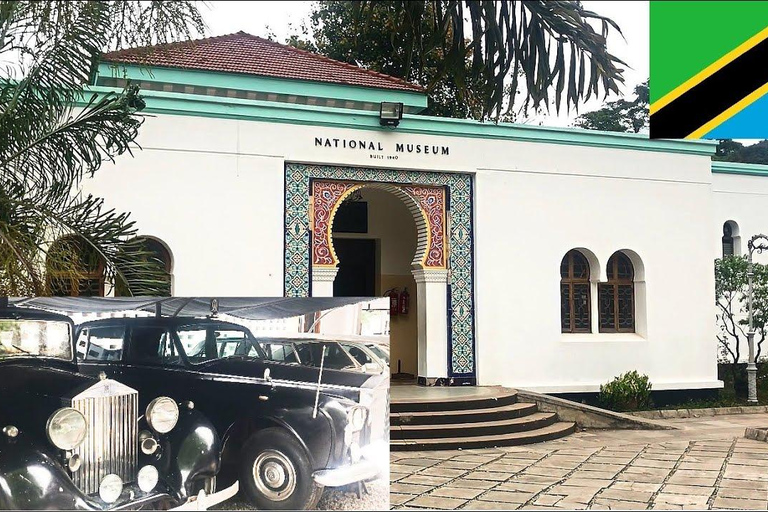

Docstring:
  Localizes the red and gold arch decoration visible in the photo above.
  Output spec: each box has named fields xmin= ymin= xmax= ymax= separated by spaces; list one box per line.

xmin=310 ymin=180 xmax=447 ymax=269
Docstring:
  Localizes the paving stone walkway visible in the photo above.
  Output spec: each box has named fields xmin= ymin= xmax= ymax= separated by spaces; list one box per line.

xmin=390 ymin=413 xmax=768 ymax=510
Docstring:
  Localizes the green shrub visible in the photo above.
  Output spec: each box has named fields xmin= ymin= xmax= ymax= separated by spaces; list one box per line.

xmin=599 ymin=371 xmax=653 ymax=412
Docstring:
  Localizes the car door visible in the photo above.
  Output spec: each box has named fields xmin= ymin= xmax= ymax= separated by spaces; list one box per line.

xmin=117 ymin=324 xmax=191 ymax=409
xmin=76 ymin=324 xmax=126 ymax=381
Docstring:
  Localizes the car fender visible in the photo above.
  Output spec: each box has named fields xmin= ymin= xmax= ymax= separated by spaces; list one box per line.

xmin=220 ymin=407 xmax=334 ymax=472
xmin=152 ymin=407 xmax=221 ymax=501
xmin=0 ymin=433 xmax=93 ymax=510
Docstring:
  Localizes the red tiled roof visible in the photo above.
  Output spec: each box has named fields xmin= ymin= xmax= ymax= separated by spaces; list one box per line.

xmin=101 ymin=31 xmax=425 ymax=93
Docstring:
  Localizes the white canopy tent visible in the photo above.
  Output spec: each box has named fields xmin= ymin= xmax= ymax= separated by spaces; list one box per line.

xmin=7 ymin=297 xmax=370 ymax=321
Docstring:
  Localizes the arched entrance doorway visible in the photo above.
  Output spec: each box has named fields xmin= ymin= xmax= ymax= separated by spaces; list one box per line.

xmin=331 ymin=186 xmax=419 ymax=376
xmin=310 ymin=180 xmax=449 ymax=383
xmin=284 ymin=163 xmax=477 ymax=385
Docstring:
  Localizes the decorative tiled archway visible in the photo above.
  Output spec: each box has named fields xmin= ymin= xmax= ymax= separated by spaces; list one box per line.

xmin=311 ymin=180 xmax=447 ymax=270
xmin=284 ymin=163 xmax=476 ymax=380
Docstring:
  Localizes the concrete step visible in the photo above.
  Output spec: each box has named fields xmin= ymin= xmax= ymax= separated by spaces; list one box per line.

xmin=390 ymin=389 xmax=518 ymax=413
xmin=391 ymin=402 xmax=538 ymax=426
xmin=392 ymin=412 xmax=558 ymax=439
xmin=390 ymin=421 xmax=577 ymax=451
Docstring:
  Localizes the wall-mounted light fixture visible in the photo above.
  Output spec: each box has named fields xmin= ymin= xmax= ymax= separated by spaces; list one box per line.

xmin=379 ymin=102 xmax=403 ymax=127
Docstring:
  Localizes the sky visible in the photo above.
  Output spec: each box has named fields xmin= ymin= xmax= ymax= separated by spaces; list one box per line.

xmin=200 ymin=1 xmax=649 ymax=128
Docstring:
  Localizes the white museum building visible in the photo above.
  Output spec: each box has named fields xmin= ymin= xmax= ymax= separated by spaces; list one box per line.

xmin=69 ymin=32 xmax=768 ymax=395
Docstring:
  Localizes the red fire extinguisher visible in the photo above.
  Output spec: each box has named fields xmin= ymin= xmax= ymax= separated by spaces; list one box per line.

xmin=385 ymin=288 xmax=399 ymax=316
xmin=399 ymin=287 xmax=410 ymax=315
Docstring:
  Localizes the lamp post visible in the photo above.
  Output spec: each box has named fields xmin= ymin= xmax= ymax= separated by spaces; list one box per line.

xmin=746 ymin=234 xmax=768 ymax=404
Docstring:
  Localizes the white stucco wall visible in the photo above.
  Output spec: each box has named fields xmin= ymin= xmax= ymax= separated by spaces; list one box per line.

xmin=711 ymin=172 xmax=768 ymax=364
xmin=82 ymin=112 xmax=725 ymax=393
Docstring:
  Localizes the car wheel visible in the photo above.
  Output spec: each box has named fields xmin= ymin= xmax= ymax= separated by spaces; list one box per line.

xmin=240 ymin=428 xmax=323 ymax=510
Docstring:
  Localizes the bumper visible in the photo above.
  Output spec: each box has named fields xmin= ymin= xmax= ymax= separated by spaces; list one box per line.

xmin=312 ymin=440 xmax=388 ymax=487
xmin=171 ymin=481 xmax=240 ymax=511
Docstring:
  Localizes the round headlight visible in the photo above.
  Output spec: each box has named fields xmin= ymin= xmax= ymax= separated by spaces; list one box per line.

xmin=146 ymin=397 xmax=179 ymax=434
xmin=99 ymin=474 xmax=123 ymax=503
xmin=46 ymin=408 xmax=87 ymax=450
xmin=137 ymin=465 xmax=159 ymax=493
xmin=347 ymin=406 xmax=368 ymax=431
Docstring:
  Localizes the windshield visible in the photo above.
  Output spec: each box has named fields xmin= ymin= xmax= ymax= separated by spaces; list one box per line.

xmin=0 ymin=320 xmax=72 ymax=360
xmin=176 ymin=324 xmax=266 ymax=364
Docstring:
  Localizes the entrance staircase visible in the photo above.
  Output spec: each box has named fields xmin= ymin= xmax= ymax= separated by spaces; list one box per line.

xmin=391 ymin=387 xmax=576 ymax=451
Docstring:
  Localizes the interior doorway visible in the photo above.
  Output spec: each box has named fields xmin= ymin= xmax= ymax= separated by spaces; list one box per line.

xmin=332 ymin=239 xmax=376 ymax=297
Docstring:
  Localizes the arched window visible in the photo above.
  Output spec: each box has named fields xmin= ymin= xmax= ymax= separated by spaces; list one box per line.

xmin=47 ymin=236 xmax=104 ymax=297
xmin=560 ymin=250 xmax=591 ymax=333
xmin=115 ymin=237 xmax=172 ymax=297
xmin=599 ymin=252 xmax=635 ymax=333
xmin=722 ymin=222 xmax=734 ymax=257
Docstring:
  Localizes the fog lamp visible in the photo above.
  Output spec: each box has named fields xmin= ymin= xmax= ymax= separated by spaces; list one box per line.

xmin=68 ymin=454 xmax=82 ymax=472
xmin=99 ymin=474 xmax=123 ymax=503
xmin=347 ymin=405 xmax=368 ymax=431
xmin=379 ymin=102 xmax=403 ymax=127
xmin=141 ymin=436 xmax=158 ymax=455
xmin=138 ymin=465 xmax=159 ymax=493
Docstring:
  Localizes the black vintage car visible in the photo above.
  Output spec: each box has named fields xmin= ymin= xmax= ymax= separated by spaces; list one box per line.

xmin=0 ymin=307 xmax=238 ymax=510
xmin=74 ymin=316 xmax=388 ymax=511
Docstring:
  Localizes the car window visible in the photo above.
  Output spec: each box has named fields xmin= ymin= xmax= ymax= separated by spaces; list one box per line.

xmin=341 ymin=343 xmax=375 ymax=366
xmin=83 ymin=326 xmax=124 ymax=362
xmin=259 ymin=342 xmax=299 ymax=363
xmin=129 ymin=326 xmax=182 ymax=366
xmin=367 ymin=344 xmax=390 ymax=364
xmin=298 ymin=342 xmax=355 ymax=370
xmin=214 ymin=329 xmax=248 ymax=358
xmin=295 ymin=343 xmax=313 ymax=365
xmin=177 ymin=324 xmax=265 ymax=364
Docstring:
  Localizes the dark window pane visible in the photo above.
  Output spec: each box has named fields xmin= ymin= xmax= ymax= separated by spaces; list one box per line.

xmin=617 ymin=285 xmax=634 ymax=330
xmin=722 ymin=238 xmax=734 ymax=257
xmin=571 ymin=252 xmax=589 ymax=279
xmin=79 ymin=278 xmax=103 ymax=297
xmin=573 ymin=283 xmax=590 ymax=331
xmin=561 ymin=283 xmax=571 ymax=332
xmin=599 ymin=284 xmax=615 ymax=330
xmin=560 ymin=256 xmax=569 ymax=278
xmin=616 ymin=255 xmax=633 ymax=280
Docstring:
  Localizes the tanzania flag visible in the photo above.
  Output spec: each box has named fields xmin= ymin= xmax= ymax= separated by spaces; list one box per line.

xmin=650 ymin=1 xmax=768 ymax=139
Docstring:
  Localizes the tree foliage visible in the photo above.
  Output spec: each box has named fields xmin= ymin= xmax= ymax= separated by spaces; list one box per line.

xmin=292 ymin=1 xmax=625 ymax=120
xmin=573 ymin=79 xmax=648 ymax=133
xmin=0 ymin=1 xmax=203 ymax=296
xmin=715 ymin=139 xmax=768 ymax=165
xmin=715 ymin=255 xmax=768 ymax=365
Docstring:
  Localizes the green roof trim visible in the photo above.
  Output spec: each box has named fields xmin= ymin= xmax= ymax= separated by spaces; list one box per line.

xmin=712 ymin=161 xmax=768 ymax=176
xmin=96 ymin=63 xmax=428 ymax=112
xmin=83 ymin=85 xmax=717 ymax=157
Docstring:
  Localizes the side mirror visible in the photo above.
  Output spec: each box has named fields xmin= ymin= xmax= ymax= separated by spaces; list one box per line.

xmin=263 ymin=368 xmax=271 ymax=382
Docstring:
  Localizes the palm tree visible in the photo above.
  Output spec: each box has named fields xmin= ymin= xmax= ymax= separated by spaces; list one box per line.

xmin=0 ymin=1 xmax=204 ymax=296
xmin=352 ymin=1 xmax=626 ymax=119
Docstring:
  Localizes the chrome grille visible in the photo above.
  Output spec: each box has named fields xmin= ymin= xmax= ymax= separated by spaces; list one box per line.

xmin=70 ymin=379 xmax=138 ymax=495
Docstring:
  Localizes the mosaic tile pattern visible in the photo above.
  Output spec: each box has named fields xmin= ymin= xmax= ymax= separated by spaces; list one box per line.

xmin=284 ymin=163 xmax=475 ymax=376
xmin=402 ymin=185 xmax=446 ymax=268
